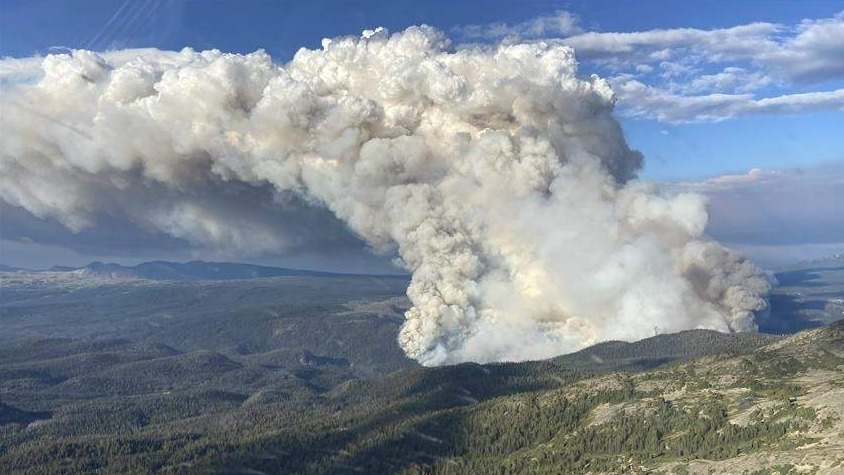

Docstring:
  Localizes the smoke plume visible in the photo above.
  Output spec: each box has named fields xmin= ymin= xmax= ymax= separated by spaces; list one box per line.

xmin=0 ymin=26 xmax=771 ymax=365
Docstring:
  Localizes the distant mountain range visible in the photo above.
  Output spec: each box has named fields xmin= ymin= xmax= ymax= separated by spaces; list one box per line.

xmin=776 ymin=252 xmax=844 ymax=271
xmin=0 ymin=260 xmax=406 ymax=280
xmin=806 ymin=252 xmax=844 ymax=267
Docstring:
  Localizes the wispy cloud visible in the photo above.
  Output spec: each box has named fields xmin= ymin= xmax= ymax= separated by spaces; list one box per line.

xmin=454 ymin=11 xmax=581 ymax=42
xmin=456 ymin=11 xmax=844 ymax=123
xmin=563 ymin=22 xmax=779 ymax=63
xmin=562 ymin=13 xmax=844 ymax=84
xmin=611 ymin=77 xmax=844 ymax=123
xmin=679 ymin=168 xmax=784 ymax=191
xmin=676 ymin=67 xmax=772 ymax=95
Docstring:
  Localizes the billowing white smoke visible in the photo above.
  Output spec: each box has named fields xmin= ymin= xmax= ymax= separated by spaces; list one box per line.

xmin=0 ymin=26 xmax=771 ymax=365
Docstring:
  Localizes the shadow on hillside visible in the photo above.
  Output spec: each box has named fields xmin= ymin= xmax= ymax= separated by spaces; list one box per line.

xmin=204 ymin=363 xmax=578 ymax=475
xmin=761 ymin=294 xmax=825 ymax=334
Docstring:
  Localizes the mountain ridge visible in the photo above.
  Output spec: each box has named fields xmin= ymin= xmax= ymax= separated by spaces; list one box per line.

xmin=0 ymin=259 xmax=408 ymax=281
xmin=551 ymin=328 xmax=785 ymax=373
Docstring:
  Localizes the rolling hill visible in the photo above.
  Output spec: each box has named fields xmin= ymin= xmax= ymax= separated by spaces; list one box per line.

xmin=4 ymin=319 xmax=840 ymax=474
xmin=2 ymin=259 xmax=844 ymax=474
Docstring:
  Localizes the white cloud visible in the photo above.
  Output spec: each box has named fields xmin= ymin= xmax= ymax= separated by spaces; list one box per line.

xmin=659 ymin=60 xmax=700 ymax=80
xmin=455 ymin=11 xmax=581 ymax=42
xmin=562 ymin=13 xmax=844 ymax=84
xmin=679 ymin=67 xmax=773 ymax=94
xmin=563 ymin=22 xmax=779 ymax=62
xmin=765 ymin=14 xmax=844 ymax=83
xmin=455 ymin=11 xmax=844 ymax=122
xmin=611 ymin=76 xmax=844 ymax=123
xmin=1 ymin=47 xmax=186 ymax=84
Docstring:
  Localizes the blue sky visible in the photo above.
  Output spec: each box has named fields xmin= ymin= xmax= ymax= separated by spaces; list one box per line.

xmin=1 ymin=0 xmax=842 ymax=268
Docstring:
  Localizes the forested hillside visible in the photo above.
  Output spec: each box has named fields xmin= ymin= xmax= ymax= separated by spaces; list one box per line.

xmin=3 ymin=319 xmax=842 ymax=474
xmin=2 ymin=267 xmax=844 ymax=474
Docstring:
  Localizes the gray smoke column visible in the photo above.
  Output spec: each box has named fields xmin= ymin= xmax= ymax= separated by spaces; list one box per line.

xmin=0 ymin=27 xmax=771 ymax=365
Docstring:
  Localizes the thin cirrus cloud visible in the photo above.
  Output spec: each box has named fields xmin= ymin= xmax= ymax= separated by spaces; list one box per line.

xmin=611 ymin=76 xmax=844 ymax=123
xmin=561 ymin=13 xmax=844 ymax=83
xmin=455 ymin=11 xmax=844 ymax=123
xmin=455 ymin=10 xmax=582 ymax=41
